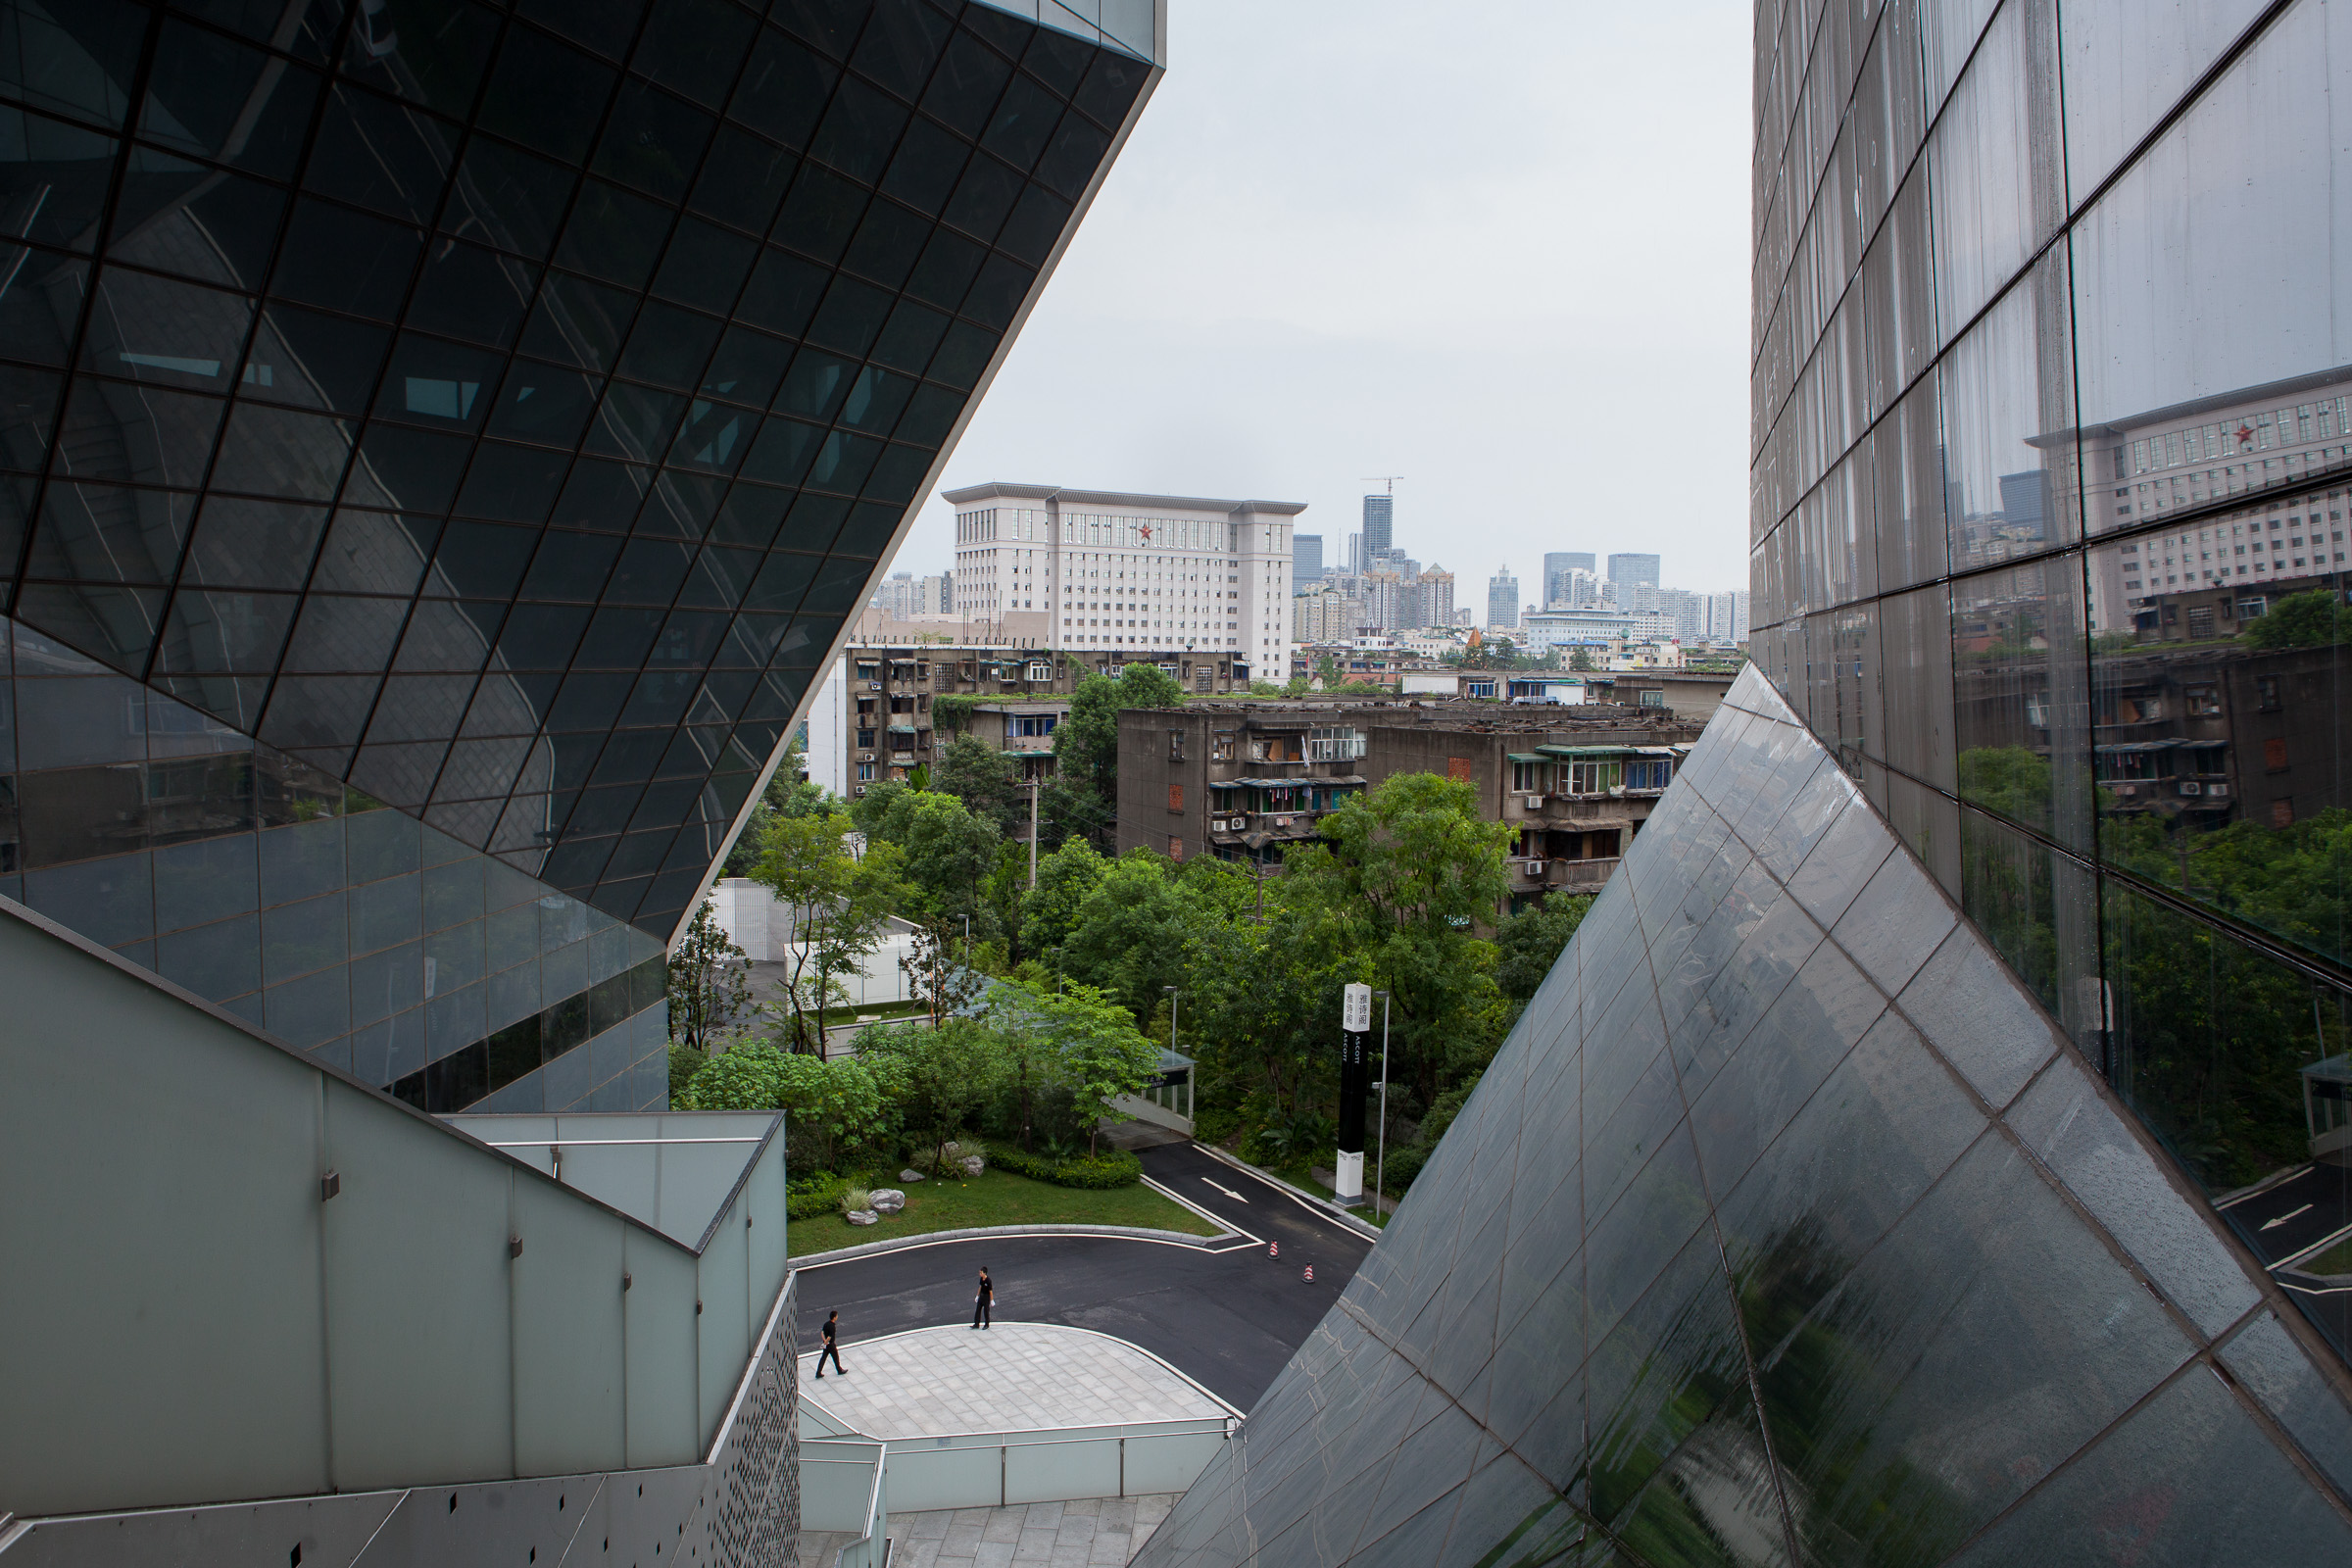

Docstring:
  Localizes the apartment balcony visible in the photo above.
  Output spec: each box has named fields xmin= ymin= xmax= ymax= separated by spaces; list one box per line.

xmin=1511 ymin=856 xmax=1622 ymax=890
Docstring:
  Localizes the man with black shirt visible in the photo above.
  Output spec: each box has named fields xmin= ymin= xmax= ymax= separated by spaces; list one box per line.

xmin=971 ymin=1266 xmax=993 ymax=1329
xmin=815 ymin=1309 xmax=846 ymax=1377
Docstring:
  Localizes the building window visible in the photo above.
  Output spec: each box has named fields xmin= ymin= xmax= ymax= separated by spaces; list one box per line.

xmin=1639 ymin=689 xmax=1665 ymax=707
xmin=1305 ymin=726 xmax=1366 ymax=762
xmin=1446 ymin=757 xmax=1472 ymax=782
xmin=1626 ymin=758 xmax=1674 ymax=790
xmin=1168 ymin=729 xmax=1186 ymax=761
xmin=1168 ymin=836 xmax=1185 ymax=860
xmin=1168 ymin=784 xmax=1184 ymax=811
xmin=1027 ymin=662 xmax=1053 ymax=682
xmin=1211 ymin=732 xmax=1235 ymax=761
xmin=2264 ymin=737 xmax=2289 ymax=770
xmin=2272 ymin=798 xmax=2295 ymax=828
xmin=1511 ymin=760 xmax=1549 ymax=794
xmin=1568 ymin=759 xmax=1624 ymax=795
xmin=2184 ymin=685 xmax=2220 ymax=716
xmin=857 ymin=762 xmax=875 ymax=781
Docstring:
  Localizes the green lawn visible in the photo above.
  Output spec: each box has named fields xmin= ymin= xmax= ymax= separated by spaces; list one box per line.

xmin=2298 ymin=1233 xmax=2352 ymax=1277
xmin=788 ymin=1165 xmax=1221 ymax=1258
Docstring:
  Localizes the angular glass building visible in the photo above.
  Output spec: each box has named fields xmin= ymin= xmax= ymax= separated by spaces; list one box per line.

xmin=1134 ymin=4 xmax=2352 ymax=1563
xmin=0 ymin=0 xmax=1158 ymax=1112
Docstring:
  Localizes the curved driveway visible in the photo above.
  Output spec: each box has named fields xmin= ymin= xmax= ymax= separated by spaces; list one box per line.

xmin=791 ymin=1142 xmax=1374 ymax=1411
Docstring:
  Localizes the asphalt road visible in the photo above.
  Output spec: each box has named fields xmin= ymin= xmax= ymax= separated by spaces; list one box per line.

xmin=791 ymin=1141 xmax=1375 ymax=1411
xmin=2221 ymin=1160 xmax=2352 ymax=1352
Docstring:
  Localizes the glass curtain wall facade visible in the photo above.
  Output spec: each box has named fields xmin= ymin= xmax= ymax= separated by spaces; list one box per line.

xmin=1137 ymin=669 xmax=2352 ymax=1568
xmin=1746 ymin=0 xmax=2352 ymax=1371
xmin=0 ymin=0 xmax=1156 ymax=1109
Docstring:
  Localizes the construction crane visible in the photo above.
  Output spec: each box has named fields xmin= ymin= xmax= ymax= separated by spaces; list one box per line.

xmin=1358 ymin=475 xmax=1405 ymax=494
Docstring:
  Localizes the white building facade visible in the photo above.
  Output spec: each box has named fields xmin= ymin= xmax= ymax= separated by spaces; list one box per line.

xmin=943 ymin=483 xmax=1304 ymax=682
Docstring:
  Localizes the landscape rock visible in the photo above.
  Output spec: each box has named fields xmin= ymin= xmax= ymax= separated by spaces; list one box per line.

xmin=959 ymin=1154 xmax=986 ymax=1177
xmin=900 ymin=1169 xmax=925 ymax=1183
xmin=845 ymin=1209 xmax=880 ymax=1226
xmin=869 ymin=1189 xmax=906 ymax=1212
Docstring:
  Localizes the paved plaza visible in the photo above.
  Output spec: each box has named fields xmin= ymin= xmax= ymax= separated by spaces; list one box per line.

xmin=796 ymin=1495 xmax=1176 ymax=1568
xmin=798 ymin=1322 xmax=1235 ymax=1438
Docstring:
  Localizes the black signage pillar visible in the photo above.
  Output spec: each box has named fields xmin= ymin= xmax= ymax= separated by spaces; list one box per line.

xmin=1336 ymin=983 xmax=1371 ymax=1201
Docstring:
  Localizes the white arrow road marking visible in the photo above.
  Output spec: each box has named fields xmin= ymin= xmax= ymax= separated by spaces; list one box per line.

xmin=1202 ymin=1178 xmax=1248 ymax=1203
xmin=2261 ymin=1203 xmax=2314 ymax=1231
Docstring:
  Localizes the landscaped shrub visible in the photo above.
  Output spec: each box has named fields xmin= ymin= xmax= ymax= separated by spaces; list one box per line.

xmin=786 ymin=1173 xmax=849 ymax=1221
xmin=986 ymin=1141 xmax=1142 ymax=1189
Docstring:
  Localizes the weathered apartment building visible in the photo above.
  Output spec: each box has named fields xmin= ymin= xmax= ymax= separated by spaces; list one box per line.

xmin=807 ymin=646 xmax=1253 ymax=798
xmin=1116 ymin=700 xmax=1706 ymax=907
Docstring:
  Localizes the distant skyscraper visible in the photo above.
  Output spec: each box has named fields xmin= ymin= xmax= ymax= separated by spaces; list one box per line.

xmin=1543 ymin=551 xmax=1595 ymax=605
xmin=1293 ymin=532 xmax=1324 ymax=582
xmin=1361 ymin=494 xmax=1394 ymax=556
xmin=1486 ymin=566 xmax=1519 ymax=629
xmin=1606 ymin=551 xmax=1661 ymax=587
xmin=1346 ymin=531 xmax=1362 ymax=573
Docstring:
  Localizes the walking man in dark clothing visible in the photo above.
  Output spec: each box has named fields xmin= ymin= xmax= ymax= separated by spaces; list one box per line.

xmin=815 ymin=1310 xmax=846 ymax=1377
xmin=971 ymin=1266 xmax=993 ymax=1329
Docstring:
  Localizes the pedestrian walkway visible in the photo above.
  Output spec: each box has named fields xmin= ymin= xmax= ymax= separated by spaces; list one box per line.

xmin=798 ymin=1322 xmax=1235 ymax=1438
xmin=795 ymin=1495 xmax=1177 ymax=1568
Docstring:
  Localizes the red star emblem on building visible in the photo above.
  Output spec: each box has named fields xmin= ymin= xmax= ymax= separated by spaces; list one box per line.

xmin=2237 ymin=423 xmax=2256 ymax=447
xmin=1139 ymin=523 xmax=1152 ymax=540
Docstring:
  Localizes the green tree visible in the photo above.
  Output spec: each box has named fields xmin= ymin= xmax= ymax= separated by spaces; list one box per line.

xmin=860 ymin=1017 xmax=1002 ymax=1172
xmin=1052 ymin=663 xmax=1187 ymax=844
xmin=933 ymin=732 xmax=1027 ymax=838
xmin=847 ymin=778 xmax=907 ymax=840
xmin=676 ymin=1038 xmax=789 ymax=1109
xmin=1294 ymin=772 xmax=1514 ymax=938
xmin=996 ymin=978 xmax=1160 ymax=1155
xmin=1494 ymin=893 xmax=1593 ymax=1003
xmin=1020 ymin=837 xmax=1107 ymax=961
xmin=1059 ymin=853 xmax=1197 ymax=1018
xmin=1036 ymin=773 xmax=1112 ymax=852
xmin=666 ymin=901 xmax=751 ymax=1051
xmin=888 ymin=789 xmax=1002 ymax=927
xmin=667 ymin=1042 xmax=709 ymax=1103
xmin=1568 ymin=646 xmax=1595 ymax=672
xmin=2241 ymin=588 xmax=2346 ymax=649
xmin=1286 ymin=772 xmax=1516 ymax=1101
xmin=749 ymin=811 xmax=904 ymax=1052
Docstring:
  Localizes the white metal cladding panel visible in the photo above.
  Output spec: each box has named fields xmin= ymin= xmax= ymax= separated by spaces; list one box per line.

xmin=0 ymin=917 xmax=330 ymax=1514
xmin=319 ymin=1078 xmax=517 ymax=1492
xmin=744 ymin=1137 xmax=790 ymax=1324
xmin=1121 ymin=1433 xmax=1227 ymax=1495
xmin=697 ymin=1210 xmax=755 ymax=1449
xmin=882 ymin=1446 xmax=1005 ymax=1512
xmin=624 ymin=1226 xmax=703 ymax=1469
xmin=512 ymin=1176 xmax=628 ymax=1479
xmin=1004 ymin=1440 xmax=1120 ymax=1506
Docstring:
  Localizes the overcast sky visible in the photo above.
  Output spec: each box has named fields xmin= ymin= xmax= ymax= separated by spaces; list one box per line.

xmin=895 ymin=1 xmax=1754 ymax=604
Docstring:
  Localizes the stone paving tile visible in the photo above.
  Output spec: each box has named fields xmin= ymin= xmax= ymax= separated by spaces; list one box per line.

xmin=798 ymin=1324 xmax=1229 ymax=1439
xmin=854 ymin=1496 xmax=1178 ymax=1568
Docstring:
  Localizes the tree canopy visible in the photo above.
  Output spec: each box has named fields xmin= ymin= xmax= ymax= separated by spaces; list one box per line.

xmin=2241 ymin=588 xmax=2346 ymax=649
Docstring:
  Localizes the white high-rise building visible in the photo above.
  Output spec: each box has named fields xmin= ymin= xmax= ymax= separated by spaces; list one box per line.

xmin=943 ymin=483 xmax=1304 ymax=682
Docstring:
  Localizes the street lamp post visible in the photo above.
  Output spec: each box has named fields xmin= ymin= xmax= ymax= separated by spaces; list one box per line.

xmin=1373 ymin=989 xmax=1392 ymax=1220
